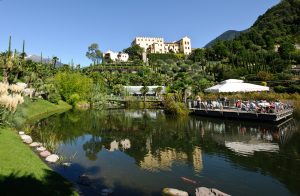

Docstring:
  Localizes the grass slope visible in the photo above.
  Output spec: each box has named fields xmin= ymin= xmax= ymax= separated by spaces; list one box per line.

xmin=12 ymin=98 xmax=72 ymax=128
xmin=0 ymin=99 xmax=76 ymax=195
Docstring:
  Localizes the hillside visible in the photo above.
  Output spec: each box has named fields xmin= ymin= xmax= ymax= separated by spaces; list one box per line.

xmin=207 ymin=0 xmax=300 ymax=51
xmin=204 ymin=30 xmax=243 ymax=48
xmin=233 ymin=0 xmax=300 ymax=49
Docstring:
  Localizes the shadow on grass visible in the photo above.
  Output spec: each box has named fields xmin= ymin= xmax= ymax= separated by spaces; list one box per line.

xmin=0 ymin=169 xmax=76 ymax=196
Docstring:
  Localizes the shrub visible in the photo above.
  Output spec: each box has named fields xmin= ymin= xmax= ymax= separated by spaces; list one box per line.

xmin=163 ymin=93 xmax=189 ymax=116
xmin=67 ymin=93 xmax=80 ymax=105
xmin=261 ymin=81 xmax=267 ymax=86
xmin=274 ymin=85 xmax=287 ymax=93
xmin=286 ymin=85 xmax=300 ymax=94
xmin=54 ymin=72 xmax=93 ymax=102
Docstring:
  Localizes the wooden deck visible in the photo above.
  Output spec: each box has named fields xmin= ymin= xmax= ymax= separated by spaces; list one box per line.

xmin=190 ymin=107 xmax=294 ymax=122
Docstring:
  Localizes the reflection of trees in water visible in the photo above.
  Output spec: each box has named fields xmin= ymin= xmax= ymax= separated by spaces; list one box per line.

xmin=192 ymin=117 xmax=297 ymax=146
xmin=31 ymin=110 xmax=300 ymax=195
xmin=195 ymin=117 xmax=300 ymax=196
xmin=139 ymin=147 xmax=203 ymax=173
xmin=31 ymin=111 xmax=298 ymax=158
xmin=82 ymin=136 xmax=102 ymax=161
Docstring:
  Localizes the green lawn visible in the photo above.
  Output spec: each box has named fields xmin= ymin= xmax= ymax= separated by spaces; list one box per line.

xmin=0 ymin=99 xmax=77 ymax=195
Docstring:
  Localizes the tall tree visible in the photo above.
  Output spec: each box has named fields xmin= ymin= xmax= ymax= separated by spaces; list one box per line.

xmin=2 ymin=36 xmax=13 ymax=83
xmin=140 ymin=86 xmax=149 ymax=103
xmin=123 ymin=45 xmax=144 ymax=61
xmin=52 ymin=56 xmax=59 ymax=67
xmin=21 ymin=40 xmax=26 ymax=59
xmin=86 ymin=43 xmax=102 ymax=65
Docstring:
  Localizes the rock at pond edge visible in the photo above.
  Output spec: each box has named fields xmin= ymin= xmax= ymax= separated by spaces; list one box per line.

xmin=45 ymin=154 xmax=59 ymax=163
xmin=40 ymin=151 xmax=51 ymax=158
xmin=162 ymin=188 xmax=188 ymax=196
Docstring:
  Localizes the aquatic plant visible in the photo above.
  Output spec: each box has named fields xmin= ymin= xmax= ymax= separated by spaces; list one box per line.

xmin=163 ymin=93 xmax=189 ymax=116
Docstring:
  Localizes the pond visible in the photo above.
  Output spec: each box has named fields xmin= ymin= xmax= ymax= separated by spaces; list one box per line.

xmin=28 ymin=109 xmax=300 ymax=196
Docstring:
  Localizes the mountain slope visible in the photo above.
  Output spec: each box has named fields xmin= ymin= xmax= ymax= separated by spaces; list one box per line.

xmin=204 ymin=30 xmax=243 ymax=48
xmin=207 ymin=0 xmax=300 ymax=50
xmin=234 ymin=0 xmax=299 ymax=49
xmin=26 ymin=55 xmax=63 ymax=67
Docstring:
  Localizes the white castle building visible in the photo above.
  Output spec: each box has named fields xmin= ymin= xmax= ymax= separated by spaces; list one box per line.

xmin=103 ymin=50 xmax=129 ymax=62
xmin=131 ymin=36 xmax=192 ymax=55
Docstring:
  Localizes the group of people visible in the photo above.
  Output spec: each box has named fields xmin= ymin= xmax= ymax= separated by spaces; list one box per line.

xmin=194 ymin=96 xmax=292 ymax=113
xmin=235 ymin=99 xmax=291 ymax=113
xmin=195 ymin=96 xmax=226 ymax=109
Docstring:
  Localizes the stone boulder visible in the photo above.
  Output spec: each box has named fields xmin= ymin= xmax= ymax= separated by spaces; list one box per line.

xmin=40 ymin=151 xmax=51 ymax=158
xmin=36 ymin=146 xmax=46 ymax=152
xmin=162 ymin=188 xmax=188 ymax=196
xmin=18 ymin=131 xmax=25 ymax=135
xmin=195 ymin=187 xmax=230 ymax=196
xmin=21 ymin=135 xmax=32 ymax=144
xmin=29 ymin=142 xmax=42 ymax=147
xmin=45 ymin=154 xmax=59 ymax=163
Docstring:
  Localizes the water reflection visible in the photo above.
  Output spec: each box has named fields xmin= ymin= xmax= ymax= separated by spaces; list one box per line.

xmin=203 ymin=118 xmax=297 ymax=156
xmin=225 ymin=141 xmax=279 ymax=156
xmin=28 ymin=110 xmax=300 ymax=195
xmin=139 ymin=147 xmax=203 ymax=173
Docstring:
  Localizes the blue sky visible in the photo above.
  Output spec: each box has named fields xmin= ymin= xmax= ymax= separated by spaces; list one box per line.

xmin=0 ymin=0 xmax=280 ymax=66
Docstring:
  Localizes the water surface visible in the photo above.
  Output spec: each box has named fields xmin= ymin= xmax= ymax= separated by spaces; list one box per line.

xmin=30 ymin=109 xmax=300 ymax=195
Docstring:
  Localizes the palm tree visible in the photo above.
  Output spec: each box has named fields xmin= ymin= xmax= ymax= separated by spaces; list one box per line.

xmin=154 ymin=86 xmax=163 ymax=98
xmin=140 ymin=86 xmax=149 ymax=104
xmin=52 ymin=56 xmax=59 ymax=68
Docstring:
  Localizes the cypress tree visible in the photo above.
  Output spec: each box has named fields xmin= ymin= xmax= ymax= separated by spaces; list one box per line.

xmin=22 ymin=40 xmax=25 ymax=59
xmin=7 ymin=36 xmax=11 ymax=58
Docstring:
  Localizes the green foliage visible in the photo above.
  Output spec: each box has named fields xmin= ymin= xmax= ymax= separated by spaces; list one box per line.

xmin=163 ymin=93 xmax=189 ymax=116
xmin=261 ymin=81 xmax=267 ymax=86
xmin=140 ymin=86 xmax=149 ymax=103
xmin=86 ymin=43 xmax=102 ymax=65
xmin=203 ymin=0 xmax=300 ymax=80
xmin=278 ymin=40 xmax=296 ymax=59
xmin=11 ymin=98 xmax=71 ymax=128
xmin=68 ymin=93 xmax=80 ymax=105
xmin=205 ymin=30 xmax=242 ymax=48
xmin=197 ymin=78 xmax=214 ymax=92
xmin=286 ymin=84 xmax=300 ymax=93
xmin=189 ymin=48 xmax=205 ymax=62
xmin=257 ymin=71 xmax=274 ymax=81
xmin=90 ymin=83 xmax=108 ymax=109
xmin=148 ymin=53 xmax=184 ymax=62
xmin=0 ymin=107 xmax=10 ymax=126
xmin=112 ymin=84 xmax=124 ymax=96
xmin=154 ymin=86 xmax=163 ymax=96
xmin=54 ymin=72 xmax=93 ymax=104
xmin=123 ymin=45 xmax=144 ymax=61
xmin=274 ymin=85 xmax=287 ymax=93
xmin=201 ymin=92 xmax=300 ymax=103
